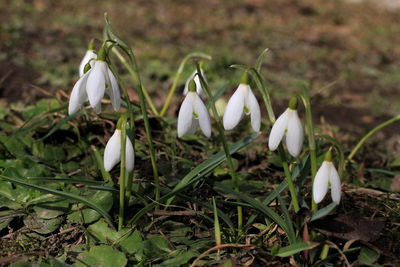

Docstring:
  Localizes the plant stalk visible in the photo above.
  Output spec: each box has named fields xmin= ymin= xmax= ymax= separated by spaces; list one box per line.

xmin=299 ymin=83 xmax=318 ymax=212
xmin=118 ymin=120 xmax=127 ymax=231
xmin=348 ymin=114 xmax=400 ymax=161
xmin=196 ymin=63 xmax=243 ymax=229
xmin=160 ymin=53 xmax=211 ymax=116
xmin=112 ymin=48 xmax=160 ymax=203
xmin=278 ymin=145 xmax=300 ymax=212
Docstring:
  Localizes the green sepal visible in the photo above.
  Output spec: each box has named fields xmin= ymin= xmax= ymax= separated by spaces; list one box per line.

xmin=288 ymin=96 xmax=298 ymax=110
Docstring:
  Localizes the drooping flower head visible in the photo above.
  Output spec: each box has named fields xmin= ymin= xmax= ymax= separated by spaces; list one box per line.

xmin=183 ymin=68 xmax=206 ymax=98
xmin=79 ymin=40 xmax=97 ymax=77
xmin=177 ymin=79 xmax=211 ymax=138
xmin=223 ymin=72 xmax=261 ymax=132
xmin=268 ymin=96 xmax=304 ymax=157
xmin=103 ymin=119 xmax=135 ymax=172
xmin=68 ymin=43 xmax=121 ymax=115
xmin=313 ymin=150 xmax=341 ymax=204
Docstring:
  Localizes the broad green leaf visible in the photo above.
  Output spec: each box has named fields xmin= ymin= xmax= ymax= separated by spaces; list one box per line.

xmin=155 ymin=249 xmax=198 ymax=267
xmin=33 ymin=199 xmax=70 ymax=219
xmin=0 ymin=174 xmax=114 ymax=229
xmin=23 ymin=214 xmax=62 ymax=234
xmin=68 ymin=190 xmax=113 ymax=224
xmin=358 ymin=247 xmax=380 ymax=266
xmin=76 ymin=245 xmax=127 ymax=267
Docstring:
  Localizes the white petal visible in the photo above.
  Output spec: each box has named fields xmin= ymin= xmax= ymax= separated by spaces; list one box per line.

xmin=87 ymin=61 xmax=107 ymax=110
xmin=194 ymin=71 xmax=206 ymax=98
xmin=104 ymin=130 xmax=121 ymax=172
xmin=177 ymin=93 xmax=195 ymax=137
xmin=187 ymin=118 xmax=199 ymax=135
xmin=194 ymin=94 xmax=211 ymax=137
xmin=93 ymin=102 xmax=102 ymax=114
xmin=286 ymin=110 xmax=304 ymax=157
xmin=329 ymin=164 xmax=341 ymax=204
xmin=313 ymin=161 xmax=330 ymax=204
xmin=68 ymin=72 xmax=89 ymax=115
xmin=183 ymin=70 xmax=206 ymax=98
xmin=106 ymin=67 xmax=121 ymax=111
xmin=79 ymin=50 xmax=97 ymax=77
xmin=268 ymin=109 xmax=289 ymax=151
xmin=125 ymin=136 xmax=135 ymax=172
xmin=223 ymin=85 xmax=246 ymax=130
xmin=246 ymin=88 xmax=261 ymax=132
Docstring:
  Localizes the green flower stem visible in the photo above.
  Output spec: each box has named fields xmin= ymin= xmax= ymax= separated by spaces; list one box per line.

xmin=118 ymin=119 xmax=127 ymax=231
xmin=160 ymin=53 xmax=211 ymax=117
xmin=248 ymin=68 xmax=276 ymax=124
xmin=111 ymin=47 xmax=160 ymax=203
xmin=277 ymin=145 xmax=300 ymax=212
xmin=310 ymin=149 xmax=317 ymax=211
xmin=104 ymin=43 xmax=136 ymax=142
xmin=125 ymin=171 xmax=134 ymax=201
xmin=196 ymin=63 xmax=243 ymax=229
xmin=111 ymin=47 xmax=158 ymax=116
xmin=299 ymin=83 xmax=318 ymax=212
xmin=348 ymin=114 xmax=400 ymax=161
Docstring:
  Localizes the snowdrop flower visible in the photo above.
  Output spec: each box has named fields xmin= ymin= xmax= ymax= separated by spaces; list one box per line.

xmin=268 ymin=97 xmax=304 ymax=157
xmin=313 ymin=150 xmax=341 ymax=204
xmin=68 ymin=45 xmax=120 ymax=115
xmin=104 ymin=127 xmax=135 ymax=172
xmin=79 ymin=50 xmax=97 ymax=77
xmin=223 ymin=72 xmax=261 ymax=132
xmin=177 ymin=79 xmax=211 ymax=138
xmin=183 ymin=68 xmax=206 ymax=98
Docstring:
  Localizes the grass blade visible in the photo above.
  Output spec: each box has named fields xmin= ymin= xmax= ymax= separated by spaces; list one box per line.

xmin=128 ymin=133 xmax=258 ymax=225
xmin=216 ymin=183 xmax=294 ymax=244
xmin=272 ymin=242 xmax=318 ymax=257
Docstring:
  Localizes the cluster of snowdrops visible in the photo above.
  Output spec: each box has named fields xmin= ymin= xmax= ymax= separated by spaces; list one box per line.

xmin=67 ymin=40 xmax=341 ymax=210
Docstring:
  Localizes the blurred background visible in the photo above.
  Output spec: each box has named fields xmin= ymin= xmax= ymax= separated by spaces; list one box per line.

xmin=0 ymin=0 xmax=399 ymax=136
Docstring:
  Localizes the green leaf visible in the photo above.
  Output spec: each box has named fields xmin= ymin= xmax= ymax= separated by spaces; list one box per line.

xmin=68 ymin=190 xmax=113 ymax=224
xmin=277 ymin=194 xmax=296 ymax=245
xmin=0 ymin=174 xmax=115 ymax=229
xmin=311 ymin=202 xmax=337 ymax=221
xmin=76 ymin=245 xmax=127 ymax=267
xmin=23 ymin=214 xmax=62 ymax=234
xmin=358 ymin=247 xmax=380 ymax=266
xmin=33 ymin=199 xmax=70 ymax=219
xmin=272 ymin=242 xmax=317 ymax=257
xmin=156 ymin=249 xmax=198 ymax=267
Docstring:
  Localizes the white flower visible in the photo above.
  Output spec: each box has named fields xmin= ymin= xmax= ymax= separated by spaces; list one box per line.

xmin=104 ymin=129 xmax=135 ymax=172
xmin=268 ymin=102 xmax=304 ymax=157
xmin=79 ymin=50 xmax=97 ymax=77
xmin=313 ymin=160 xmax=341 ymax=204
xmin=68 ymin=60 xmax=121 ymax=115
xmin=177 ymin=90 xmax=211 ymax=138
xmin=183 ymin=69 xmax=206 ymax=98
xmin=223 ymin=83 xmax=261 ymax=132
